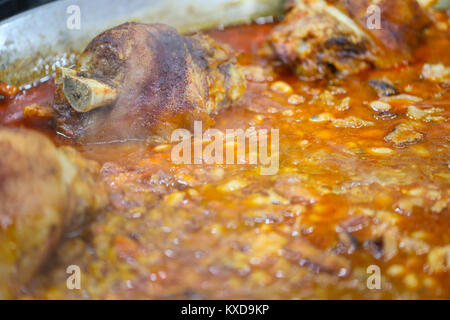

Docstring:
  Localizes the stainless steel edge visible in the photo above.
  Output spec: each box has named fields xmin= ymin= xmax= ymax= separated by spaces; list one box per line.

xmin=0 ymin=0 xmax=285 ymax=86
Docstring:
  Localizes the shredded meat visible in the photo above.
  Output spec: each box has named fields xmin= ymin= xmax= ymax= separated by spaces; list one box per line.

xmin=384 ymin=124 xmax=424 ymax=148
xmin=266 ymin=0 xmax=431 ymax=79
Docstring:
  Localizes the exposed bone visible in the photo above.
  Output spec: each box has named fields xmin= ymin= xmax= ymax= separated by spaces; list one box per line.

xmin=53 ymin=23 xmax=246 ymax=143
xmin=57 ymin=67 xmax=118 ymax=113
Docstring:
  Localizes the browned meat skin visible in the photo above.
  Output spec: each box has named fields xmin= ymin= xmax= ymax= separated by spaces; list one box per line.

xmin=0 ymin=128 xmax=107 ymax=299
xmin=267 ymin=0 xmax=431 ymax=79
xmin=55 ymin=22 xmax=247 ymax=143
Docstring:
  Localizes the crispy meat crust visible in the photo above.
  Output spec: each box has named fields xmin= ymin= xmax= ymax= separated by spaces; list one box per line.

xmin=0 ymin=128 xmax=107 ymax=298
xmin=55 ymin=23 xmax=247 ymax=143
xmin=267 ymin=0 xmax=431 ymax=79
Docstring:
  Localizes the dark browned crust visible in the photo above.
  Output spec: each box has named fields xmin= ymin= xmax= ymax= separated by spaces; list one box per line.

xmin=0 ymin=128 xmax=106 ymax=298
xmin=55 ymin=23 xmax=246 ymax=143
xmin=267 ymin=0 xmax=432 ymax=79
xmin=336 ymin=0 xmax=431 ymax=61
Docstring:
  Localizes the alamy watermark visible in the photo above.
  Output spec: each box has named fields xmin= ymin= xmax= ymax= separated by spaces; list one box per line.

xmin=66 ymin=5 xmax=81 ymax=30
xmin=367 ymin=265 xmax=382 ymax=290
xmin=170 ymin=121 xmax=279 ymax=175
xmin=366 ymin=5 xmax=382 ymax=30
xmin=66 ymin=265 xmax=81 ymax=290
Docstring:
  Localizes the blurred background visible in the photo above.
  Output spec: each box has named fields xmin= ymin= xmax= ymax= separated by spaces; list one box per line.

xmin=1 ymin=0 xmax=449 ymax=22
xmin=0 ymin=0 xmax=57 ymax=21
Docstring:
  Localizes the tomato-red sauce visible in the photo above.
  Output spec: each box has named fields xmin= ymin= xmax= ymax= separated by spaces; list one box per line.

xmin=2 ymin=22 xmax=449 ymax=300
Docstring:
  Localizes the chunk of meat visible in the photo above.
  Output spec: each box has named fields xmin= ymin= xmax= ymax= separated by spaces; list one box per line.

xmin=332 ymin=116 xmax=374 ymax=128
xmin=427 ymin=245 xmax=450 ymax=273
xmin=0 ymin=81 xmax=18 ymax=98
xmin=266 ymin=0 xmax=431 ymax=79
xmin=23 ymin=103 xmax=54 ymax=118
xmin=421 ymin=63 xmax=450 ymax=83
xmin=285 ymin=239 xmax=350 ymax=276
xmin=54 ymin=22 xmax=247 ymax=143
xmin=384 ymin=124 xmax=424 ymax=147
xmin=368 ymin=79 xmax=399 ymax=97
xmin=274 ymin=174 xmax=318 ymax=204
xmin=0 ymin=128 xmax=107 ymax=298
xmin=406 ymin=105 xmax=445 ymax=122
